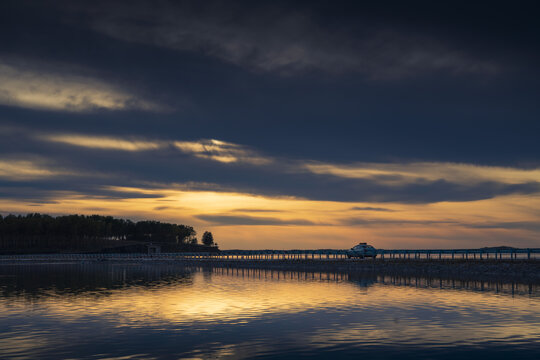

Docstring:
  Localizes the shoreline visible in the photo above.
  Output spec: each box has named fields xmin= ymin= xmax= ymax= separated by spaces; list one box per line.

xmin=1 ymin=258 xmax=539 ymax=284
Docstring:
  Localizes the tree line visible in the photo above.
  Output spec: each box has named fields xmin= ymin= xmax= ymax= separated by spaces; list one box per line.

xmin=0 ymin=213 xmax=216 ymax=254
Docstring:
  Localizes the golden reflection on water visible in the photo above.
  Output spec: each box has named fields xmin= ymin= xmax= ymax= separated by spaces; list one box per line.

xmin=2 ymin=269 xmax=538 ymax=325
xmin=1 ymin=266 xmax=540 ymax=359
xmin=3 ymin=271 xmax=365 ymax=325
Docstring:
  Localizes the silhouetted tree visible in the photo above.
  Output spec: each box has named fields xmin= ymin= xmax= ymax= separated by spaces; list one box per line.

xmin=202 ymin=231 xmax=214 ymax=246
xmin=0 ymin=213 xmax=198 ymax=253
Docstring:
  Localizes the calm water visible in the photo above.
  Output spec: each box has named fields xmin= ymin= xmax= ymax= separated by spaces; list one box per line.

xmin=1 ymin=264 xmax=539 ymax=359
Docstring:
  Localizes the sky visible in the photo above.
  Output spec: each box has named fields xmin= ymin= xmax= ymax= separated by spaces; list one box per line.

xmin=0 ymin=0 xmax=539 ymax=249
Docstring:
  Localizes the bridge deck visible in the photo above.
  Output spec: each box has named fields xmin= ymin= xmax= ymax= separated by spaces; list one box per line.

xmin=1 ymin=248 xmax=539 ymax=261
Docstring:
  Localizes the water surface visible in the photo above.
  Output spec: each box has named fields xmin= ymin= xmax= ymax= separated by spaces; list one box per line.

xmin=1 ymin=263 xmax=539 ymax=359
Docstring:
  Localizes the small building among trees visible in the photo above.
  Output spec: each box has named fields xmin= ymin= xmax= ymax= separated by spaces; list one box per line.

xmin=147 ymin=243 xmax=161 ymax=255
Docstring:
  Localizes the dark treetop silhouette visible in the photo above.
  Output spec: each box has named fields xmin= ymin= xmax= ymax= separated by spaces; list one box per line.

xmin=0 ymin=213 xmax=217 ymax=254
xmin=202 ymin=231 xmax=215 ymax=247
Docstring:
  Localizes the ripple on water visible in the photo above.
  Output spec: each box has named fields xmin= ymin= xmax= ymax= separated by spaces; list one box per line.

xmin=0 ymin=264 xmax=539 ymax=359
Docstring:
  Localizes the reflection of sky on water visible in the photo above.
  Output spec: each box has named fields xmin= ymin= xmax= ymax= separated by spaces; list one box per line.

xmin=0 ymin=264 xmax=539 ymax=359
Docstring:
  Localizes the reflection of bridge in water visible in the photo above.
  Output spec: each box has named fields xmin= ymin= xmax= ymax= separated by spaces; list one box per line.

xmin=1 ymin=247 xmax=539 ymax=261
xmin=1 ymin=262 xmax=537 ymax=299
xmin=206 ymin=266 xmax=540 ymax=297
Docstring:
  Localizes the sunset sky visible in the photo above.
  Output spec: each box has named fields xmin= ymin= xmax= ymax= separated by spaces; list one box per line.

xmin=1 ymin=0 xmax=539 ymax=249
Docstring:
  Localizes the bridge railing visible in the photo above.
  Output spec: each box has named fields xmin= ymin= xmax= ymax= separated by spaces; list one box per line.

xmin=0 ymin=248 xmax=538 ymax=261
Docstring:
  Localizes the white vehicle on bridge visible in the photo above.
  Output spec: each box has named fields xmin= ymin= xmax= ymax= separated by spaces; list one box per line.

xmin=347 ymin=243 xmax=377 ymax=259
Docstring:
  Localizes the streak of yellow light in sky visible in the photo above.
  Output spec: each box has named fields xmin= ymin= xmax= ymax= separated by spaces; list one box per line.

xmin=0 ymin=185 xmax=538 ymax=249
xmin=305 ymin=162 xmax=540 ymax=185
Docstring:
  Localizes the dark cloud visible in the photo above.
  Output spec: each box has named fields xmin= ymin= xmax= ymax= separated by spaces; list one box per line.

xmin=154 ymin=206 xmax=170 ymax=211
xmin=0 ymin=0 xmax=539 ymax=210
xmin=340 ymin=218 xmax=540 ymax=234
xmin=340 ymin=218 xmax=458 ymax=226
xmin=351 ymin=207 xmax=396 ymax=212
xmin=0 ymin=181 xmax=166 ymax=203
xmin=231 ymin=208 xmax=284 ymax=213
xmin=73 ymin=1 xmax=499 ymax=79
xmin=1 ymin=0 xmax=539 ymax=166
xmin=1 ymin=129 xmax=540 ymax=204
xmin=195 ymin=214 xmax=315 ymax=226
xmin=465 ymin=222 xmax=540 ymax=232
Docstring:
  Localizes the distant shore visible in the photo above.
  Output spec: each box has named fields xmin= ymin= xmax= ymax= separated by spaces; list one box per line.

xmin=1 ymin=257 xmax=539 ymax=284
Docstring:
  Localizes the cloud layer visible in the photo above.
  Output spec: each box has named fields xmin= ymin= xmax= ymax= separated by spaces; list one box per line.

xmin=80 ymin=1 xmax=498 ymax=78
xmin=3 ymin=130 xmax=535 ymax=205
xmin=0 ymin=59 xmax=164 ymax=112
xmin=1 ymin=0 xmax=538 ymax=249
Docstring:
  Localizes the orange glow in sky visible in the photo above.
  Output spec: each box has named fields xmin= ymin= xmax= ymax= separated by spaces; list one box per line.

xmin=1 ymin=182 xmax=538 ymax=249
